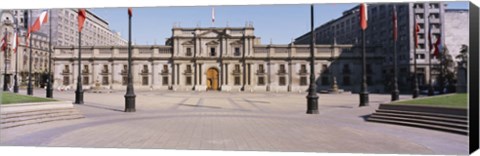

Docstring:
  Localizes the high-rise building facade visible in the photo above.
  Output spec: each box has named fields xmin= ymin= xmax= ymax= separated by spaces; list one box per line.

xmin=295 ymin=2 xmax=447 ymax=92
xmin=12 ymin=9 xmax=127 ymax=47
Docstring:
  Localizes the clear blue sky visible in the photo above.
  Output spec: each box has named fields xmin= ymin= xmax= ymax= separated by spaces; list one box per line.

xmin=90 ymin=2 xmax=468 ymax=45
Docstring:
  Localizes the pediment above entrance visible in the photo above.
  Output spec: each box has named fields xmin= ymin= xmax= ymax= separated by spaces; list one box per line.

xmin=230 ymin=40 xmax=243 ymax=45
xmin=182 ymin=40 xmax=194 ymax=45
xmin=205 ymin=40 xmax=220 ymax=45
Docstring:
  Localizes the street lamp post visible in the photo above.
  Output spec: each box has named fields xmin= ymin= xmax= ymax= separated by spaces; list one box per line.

xmin=46 ymin=9 xmax=53 ymax=98
xmin=124 ymin=8 xmax=136 ymax=112
xmin=306 ymin=4 xmax=319 ymax=114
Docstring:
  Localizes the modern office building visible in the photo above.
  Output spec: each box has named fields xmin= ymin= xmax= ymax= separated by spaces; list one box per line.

xmin=11 ymin=9 xmax=127 ymax=47
xmin=295 ymin=2 xmax=447 ymax=92
xmin=444 ymin=9 xmax=469 ymax=61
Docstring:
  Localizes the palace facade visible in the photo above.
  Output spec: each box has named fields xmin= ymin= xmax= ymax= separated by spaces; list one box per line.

xmin=53 ymin=26 xmax=386 ymax=93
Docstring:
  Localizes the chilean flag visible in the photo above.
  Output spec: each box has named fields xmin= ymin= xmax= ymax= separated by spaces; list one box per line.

xmin=30 ymin=10 xmax=48 ymax=33
xmin=212 ymin=7 xmax=215 ymax=25
xmin=78 ymin=9 xmax=87 ymax=32
xmin=414 ymin=19 xmax=420 ymax=48
xmin=12 ymin=32 xmax=18 ymax=53
xmin=0 ymin=33 xmax=6 ymax=52
xmin=128 ymin=8 xmax=132 ymax=17
xmin=359 ymin=3 xmax=368 ymax=30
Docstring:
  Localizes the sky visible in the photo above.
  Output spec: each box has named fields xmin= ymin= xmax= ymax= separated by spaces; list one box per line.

xmin=90 ymin=2 xmax=469 ymax=45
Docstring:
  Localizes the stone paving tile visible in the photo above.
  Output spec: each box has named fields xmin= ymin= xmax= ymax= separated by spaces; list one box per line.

xmin=0 ymin=89 xmax=469 ymax=155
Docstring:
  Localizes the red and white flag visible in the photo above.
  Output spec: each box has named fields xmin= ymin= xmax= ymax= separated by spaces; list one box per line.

xmin=30 ymin=10 xmax=48 ymax=33
xmin=359 ymin=3 xmax=368 ymax=30
xmin=12 ymin=32 xmax=18 ymax=52
xmin=392 ymin=5 xmax=397 ymax=41
xmin=414 ymin=18 xmax=420 ymax=48
xmin=78 ymin=9 xmax=87 ymax=32
xmin=1 ymin=33 xmax=7 ymax=52
xmin=212 ymin=7 xmax=215 ymax=25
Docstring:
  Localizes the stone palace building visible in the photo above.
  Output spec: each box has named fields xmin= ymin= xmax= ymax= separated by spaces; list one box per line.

xmin=53 ymin=26 xmax=386 ymax=93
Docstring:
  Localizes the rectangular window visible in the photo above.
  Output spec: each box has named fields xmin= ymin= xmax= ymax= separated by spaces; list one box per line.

xmin=234 ymin=47 xmax=241 ymax=56
xmin=186 ymin=47 xmax=192 ymax=56
xmin=162 ymin=76 xmax=169 ymax=85
xmin=142 ymin=76 xmax=149 ymax=86
xmin=279 ymin=77 xmax=286 ymax=86
xmin=186 ymin=76 xmax=192 ymax=85
xmin=343 ymin=76 xmax=351 ymax=86
xmin=300 ymin=77 xmax=307 ymax=86
xmin=234 ymin=76 xmax=241 ymax=85
xmin=83 ymin=76 xmax=89 ymax=85
xmin=63 ymin=76 xmax=69 ymax=85
xmin=102 ymin=76 xmax=109 ymax=85
xmin=258 ymin=76 xmax=265 ymax=85
xmin=210 ymin=47 xmax=216 ymax=56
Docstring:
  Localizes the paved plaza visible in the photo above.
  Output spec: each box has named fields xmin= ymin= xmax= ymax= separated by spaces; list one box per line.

xmin=0 ymin=89 xmax=469 ymax=155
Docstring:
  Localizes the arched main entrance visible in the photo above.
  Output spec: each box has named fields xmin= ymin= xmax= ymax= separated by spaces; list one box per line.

xmin=206 ymin=68 xmax=219 ymax=90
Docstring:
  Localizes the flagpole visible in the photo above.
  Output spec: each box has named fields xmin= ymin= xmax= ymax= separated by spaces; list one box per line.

xmin=412 ymin=15 xmax=419 ymax=98
xmin=74 ymin=10 xmax=84 ymax=104
xmin=27 ymin=10 xmax=33 ymax=95
xmin=46 ymin=9 xmax=53 ymax=98
xmin=427 ymin=14 xmax=434 ymax=96
xmin=3 ymin=30 xmax=8 ymax=92
xmin=306 ymin=4 xmax=319 ymax=114
xmin=125 ymin=8 xmax=136 ymax=112
xmin=13 ymin=23 xmax=19 ymax=93
xmin=359 ymin=3 xmax=369 ymax=106
xmin=391 ymin=5 xmax=399 ymax=101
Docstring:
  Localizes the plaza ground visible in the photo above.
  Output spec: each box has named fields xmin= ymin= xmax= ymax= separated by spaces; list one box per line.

xmin=0 ymin=89 xmax=468 ymax=155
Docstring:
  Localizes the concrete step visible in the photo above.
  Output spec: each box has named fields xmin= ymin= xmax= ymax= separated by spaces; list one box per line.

xmin=375 ymin=109 xmax=467 ymax=120
xmin=0 ymin=107 xmax=84 ymax=129
xmin=1 ymin=108 xmax=80 ymax=120
xmin=1 ymin=110 xmax=83 ymax=124
xmin=367 ymin=117 xmax=468 ymax=135
xmin=372 ymin=112 xmax=467 ymax=125
xmin=369 ymin=114 xmax=468 ymax=130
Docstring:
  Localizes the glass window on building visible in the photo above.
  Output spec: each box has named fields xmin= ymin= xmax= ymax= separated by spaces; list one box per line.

xmin=83 ymin=76 xmax=89 ymax=85
xmin=234 ymin=76 xmax=241 ymax=85
xmin=210 ymin=47 xmax=216 ymax=56
xmin=162 ymin=76 xmax=169 ymax=85
xmin=102 ymin=76 xmax=109 ymax=85
xmin=258 ymin=76 xmax=265 ymax=85
xmin=234 ymin=47 xmax=241 ymax=56
xmin=142 ymin=76 xmax=149 ymax=86
xmin=186 ymin=47 xmax=192 ymax=56
xmin=122 ymin=76 xmax=127 ymax=85
xmin=186 ymin=76 xmax=192 ymax=85
xmin=300 ymin=76 xmax=307 ymax=86
xmin=63 ymin=76 xmax=69 ymax=85
xmin=343 ymin=76 xmax=351 ymax=86
xmin=279 ymin=76 xmax=286 ymax=86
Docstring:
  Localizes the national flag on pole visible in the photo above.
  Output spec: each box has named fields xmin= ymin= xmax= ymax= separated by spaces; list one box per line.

xmin=128 ymin=8 xmax=133 ymax=17
xmin=0 ymin=33 xmax=6 ymax=51
xmin=212 ymin=7 xmax=215 ymax=25
xmin=12 ymin=32 xmax=18 ymax=53
xmin=392 ymin=5 xmax=397 ymax=41
xmin=78 ymin=9 xmax=87 ymax=32
xmin=359 ymin=3 xmax=368 ymax=30
xmin=433 ymin=35 xmax=442 ymax=58
xmin=30 ymin=10 xmax=48 ymax=33
xmin=414 ymin=18 xmax=420 ymax=48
